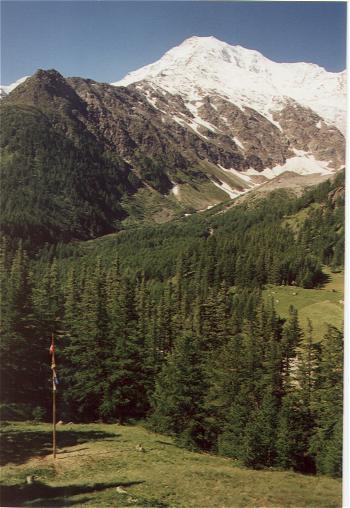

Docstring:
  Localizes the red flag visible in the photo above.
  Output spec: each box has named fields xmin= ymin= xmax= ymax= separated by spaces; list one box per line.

xmin=50 ymin=335 xmax=55 ymax=355
xmin=50 ymin=335 xmax=58 ymax=390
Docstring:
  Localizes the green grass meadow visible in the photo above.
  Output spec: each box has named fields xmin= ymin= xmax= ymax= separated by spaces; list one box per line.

xmin=263 ymin=268 xmax=344 ymax=341
xmin=0 ymin=422 xmax=342 ymax=507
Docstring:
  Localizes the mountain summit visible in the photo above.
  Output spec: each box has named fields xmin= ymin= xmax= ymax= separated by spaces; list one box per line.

xmin=113 ymin=36 xmax=346 ymax=133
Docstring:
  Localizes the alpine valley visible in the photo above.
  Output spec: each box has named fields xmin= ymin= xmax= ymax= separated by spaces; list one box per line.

xmin=0 ymin=36 xmax=345 ymax=499
xmin=0 ymin=36 xmax=346 ymax=244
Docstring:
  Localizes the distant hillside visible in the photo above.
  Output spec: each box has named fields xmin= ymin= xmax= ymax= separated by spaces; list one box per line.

xmin=65 ymin=169 xmax=345 ymax=282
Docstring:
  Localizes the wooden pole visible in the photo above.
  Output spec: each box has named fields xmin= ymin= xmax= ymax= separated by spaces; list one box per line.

xmin=53 ymin=379 xmax=56 ymax=459
xmin=51 ymin=334 xmax=57 ymax=459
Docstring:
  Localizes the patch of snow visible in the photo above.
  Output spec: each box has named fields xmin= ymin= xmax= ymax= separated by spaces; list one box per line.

xmin=229 ymin=167 xmax=252 ymax=184
xmin=0 ymin=75 xmax=30 ymax=97
xmin=198 ymin=205 xmax=214 ymax=212
xmin=171 ymin=184 xmax=181 ymax=196
xmin=187 ymin=123 xmax=209 ymax=139
xmin=193 ymin=116 xmax=217 ymax=132
xmin=186 ymin=102 xmax=218 ymax=132
xmin=211 ymin=179 xmax=242 ymax=199
xmin=262 ymin=155 xmax=333 ymax=179
xmin=243 ymin=167 xmax=262 ymax=176
xmin=266 ymin=114 xmax=283 ymax=131
xmin=185 ymin=102 xmax=199 ymax=116
xmin=233 ymin=137 xmax=245 ymax=150
xmin=292 ymin=149 xmax=309 ymax=157
xmin=172 ymin=113 xmax=212 ymax=140
xmin=143 ymin=93 xmax=168 ymax=115
xmin=146 ymin=96 xmax=160 ymax=109
xmin=260 ymin=168 xmax=277 ymax=180
xmin=218 ymin=164 xmax=252 ymax=184
xmin=173 ymin=116 xmax=187 ymax=128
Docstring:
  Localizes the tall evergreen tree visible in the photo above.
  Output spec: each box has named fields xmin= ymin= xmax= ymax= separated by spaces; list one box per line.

xmin=150 ymin=331 xmax=209 ymax=449
xmin=310 ymin=326 xmax=343 ymax=477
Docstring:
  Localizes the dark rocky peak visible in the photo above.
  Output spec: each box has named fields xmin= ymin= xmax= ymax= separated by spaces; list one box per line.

xmin=33 ymin=68 xmax=66 ymax=84
xmin=5 ymin=69 xmax=86 ymax=115
xmin=8 ymin=69 xmax=66 ymax=98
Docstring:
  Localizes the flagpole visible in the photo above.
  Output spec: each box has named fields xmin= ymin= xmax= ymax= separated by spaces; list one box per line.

xmin=51 ymin=334 xmax=57 ymax=459
xmin=53 ymin=378 xmax=56 ymax=459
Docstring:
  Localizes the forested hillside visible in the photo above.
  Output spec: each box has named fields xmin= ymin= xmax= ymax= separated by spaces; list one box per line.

xmin=0 ymin=76 xmax=138 ymax=245
xmin=0 ymin=172 xmax=344 ymax=478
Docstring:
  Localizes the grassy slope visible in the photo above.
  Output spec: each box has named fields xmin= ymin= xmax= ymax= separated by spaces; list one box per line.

xmin=120 ymin=181 xmax=229 ymax=226
xmin=0 ymin=422 xmax=341 ymax=508
xmin=263 ymin=268 xmax=344 ymax=341
xmin=282 ymin=203 xmax=321 ymax=233
xmin=121 ymin=188 xmax=184 ymax=226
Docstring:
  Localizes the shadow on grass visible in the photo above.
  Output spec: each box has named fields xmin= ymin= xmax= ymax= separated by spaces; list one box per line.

xmin=318 ymin=271 xmax=332 ymax=288
xmin=58 ymin=447 xmax=89 ymax=454
xmin=155 ymin=440 xmax=177 ymax=447
xmin=0 ymin=480 xmax=144 ymax=507
xmin=0 ymin=428 xmax=120 ymax=466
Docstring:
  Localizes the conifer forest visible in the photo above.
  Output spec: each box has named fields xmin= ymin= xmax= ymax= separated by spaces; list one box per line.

xmin=0 ymin=171 xmax=344 ymax=478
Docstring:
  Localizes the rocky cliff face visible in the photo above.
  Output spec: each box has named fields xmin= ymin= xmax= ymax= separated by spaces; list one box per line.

xmin=68 ymin=71 xmax=345 ymax=199
xmin=273 ymin=102 xmax=344 ymax=169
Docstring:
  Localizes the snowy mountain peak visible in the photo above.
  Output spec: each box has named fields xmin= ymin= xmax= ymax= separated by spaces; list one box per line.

xmin=112 ymin=36 xmax=346 ymax=132
xmin=171 ymin=36 xmax=272 ymax=66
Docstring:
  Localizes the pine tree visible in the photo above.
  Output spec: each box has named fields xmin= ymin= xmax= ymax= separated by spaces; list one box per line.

xmin=96 ymin=260 xmax=148 ymax=422
xmin=281 ymin=306 xmax=303 ymax=383
xmin=150 ymin=331 xmax=209 ymax=450
xmin=1 ymin=244 xmax=49 ymax=414
xmin=32 ymin=258 xmax=62 ymax=334
xmin=63 ymin=265 xmax=79 ymax=335
xmin=297 ymin=320 xmax=320 ymax=410
xmin=134 ymin=273 xmax=157 ymax=396
xmin=276 ymin=318 xmax=317 ymax=473
xmin=205 ymin=332 xmax=250 ymax=456
xmin=242 ymin=389 xmax=278 ymax=468
xmin=63 ymin=259 xmax=108 ymax=420
xmin=276 ymin=390 xmax=315 ymax=472
xmin=309 ymin=326 xmax=343 ymax=476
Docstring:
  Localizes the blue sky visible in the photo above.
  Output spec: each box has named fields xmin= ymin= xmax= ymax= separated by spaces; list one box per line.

xmin=1 ymin=1 xmax=346 ymax=85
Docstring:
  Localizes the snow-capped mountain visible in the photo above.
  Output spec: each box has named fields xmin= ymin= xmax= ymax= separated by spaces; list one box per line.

xmin=113 ymin=36 xmax=346 ymax=133
xmin=0 ymin=76 xmax=30 ymax=97
xmin=109 ymin=36 xmax=345 ymax=199
xmin=1 ymin=38 xmax=345 ymax=215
